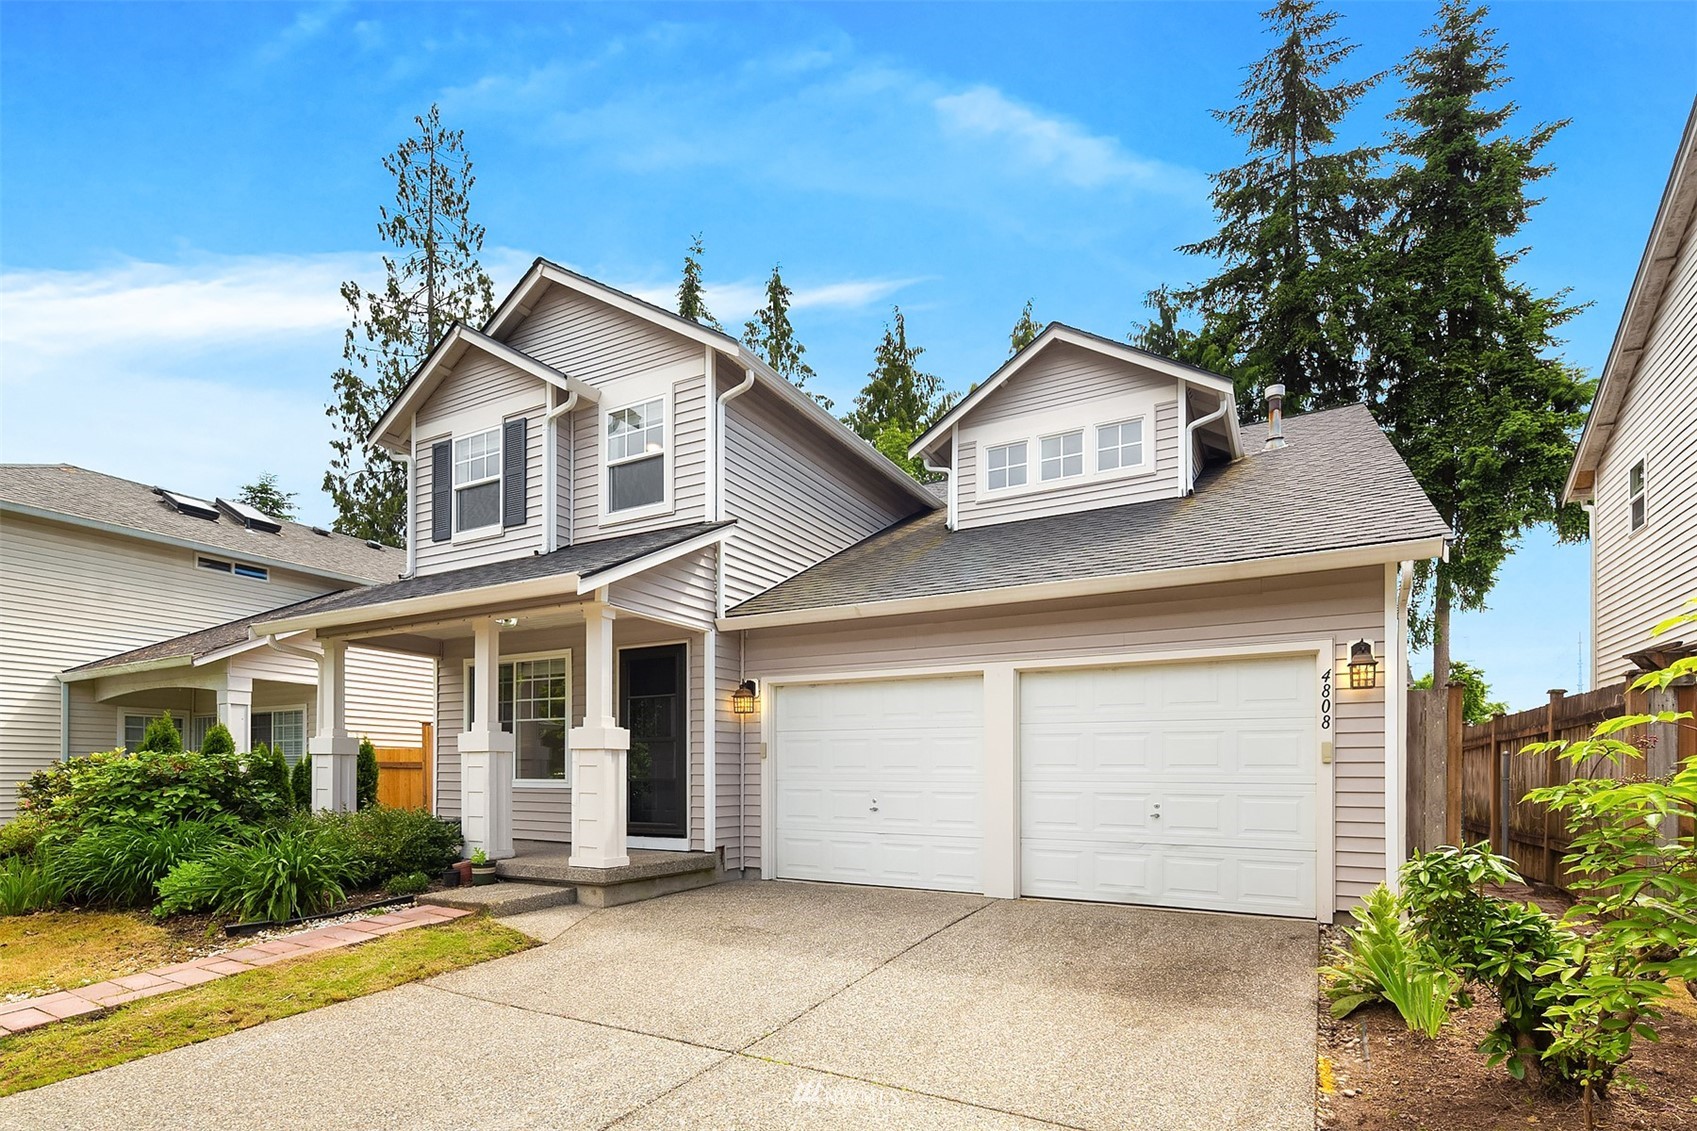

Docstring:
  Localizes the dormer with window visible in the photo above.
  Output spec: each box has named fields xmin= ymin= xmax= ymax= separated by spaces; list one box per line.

xmin=910 ymin=325 xmax=1242 ymax=531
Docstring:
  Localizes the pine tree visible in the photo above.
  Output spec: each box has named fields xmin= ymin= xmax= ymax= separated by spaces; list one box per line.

xmin=1367 ymin=0 xmax=1591 ymax=686
xmin=199 ymin=722 xmax=235 ymax=757
xmin=677 ymin=234 xmax=722 ymax=331
xmin=1168 ymin=0 xmax=1382 ymax=415
xmin=324 ymin=104 xmax=495 ymax=545
xmin=742 ymin=265 xmax=827 ymax=408
xmin=138 ymin=713 xmax=182 ymax=754
xmin=1009 ymin=300 xmax=1042 ymax=355
xmin=1131 ymin=287 xmax=1242 ymax=379
xmin=357 ymin=737 xmax=379 ymax=810
xmin=843 ymin=307 xmax=955 ymax=481
xmin=233 ymin=472 xmax=298 ymax=520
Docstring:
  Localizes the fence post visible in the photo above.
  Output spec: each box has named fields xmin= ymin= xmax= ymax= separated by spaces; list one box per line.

xmin=1445 ymin=681 xmax=1464 ymax=846
xmin=1488 ymin=712 xmax=1504 ymax=856
xmin=1679 ymin=685 xmax=1696 ymax=844
xmin=1542 ymin=689 xmax=1563 ymax=886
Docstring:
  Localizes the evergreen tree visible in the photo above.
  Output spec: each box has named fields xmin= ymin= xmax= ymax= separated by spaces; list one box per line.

xmin=742 ymin=265 xmax=827 ymax=408
xmin=843 ymin=307 xmax=955 ymax=481
xmin=1131 ymin=287 xmax=1242 ymax=379
xmin=357 ymin=737 xmax=380 ymax=810
xmin=676 ymin=234 xmax=722 ymax=331
xmin=1167 ymin=0 xmax=1382 ymax=415
xmin=234 ymin=473 xmax=298 ymax=520
xmin=291 ymin=754 xmax=313 ymax=810
xmin=138 ymin=713 xmax=182 ymax=754
xmin=324 ymin=104 xmax=495 ymax=545
xmin=199 ymin=722 xmax=235 ymax=757
xmin=1368 ymin=0 xmax=1592 ymax=686
xmin=1009 ymin=299 xmax=1042 ymax=355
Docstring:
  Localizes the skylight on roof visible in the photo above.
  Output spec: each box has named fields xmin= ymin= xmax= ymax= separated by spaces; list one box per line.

xmin=157 ymin=489 xmax=220 ymax=521
xmin=216 ymin=497 xmax=283 ymax=533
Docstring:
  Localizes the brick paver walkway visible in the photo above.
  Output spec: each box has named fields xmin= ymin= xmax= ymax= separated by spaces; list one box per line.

xmin=0 ymin=903 xmax=472 ymax=1036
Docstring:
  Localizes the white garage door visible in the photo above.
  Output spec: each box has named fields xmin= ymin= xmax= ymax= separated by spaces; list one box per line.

xmin=1020 ymin=656 xmax=1318 ymax=917
xmin=773 ymin=675 xmax=983 ymax=892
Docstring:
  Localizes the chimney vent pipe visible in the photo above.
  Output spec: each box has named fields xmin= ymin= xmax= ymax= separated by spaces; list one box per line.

xmin=1264 ymin=384 xmax=1287 ymax=450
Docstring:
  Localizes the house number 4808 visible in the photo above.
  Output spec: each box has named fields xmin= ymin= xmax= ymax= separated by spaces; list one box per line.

xmin=1319 ymin=667 xmax=1333 ymax=733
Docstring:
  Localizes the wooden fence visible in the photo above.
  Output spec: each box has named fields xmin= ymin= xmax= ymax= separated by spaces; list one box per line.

xmin=373 ymin=722 xmax=432 ymax=812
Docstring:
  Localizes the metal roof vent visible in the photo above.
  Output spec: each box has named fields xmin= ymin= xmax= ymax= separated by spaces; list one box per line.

xmin=365 ymin=539 xmax=383 ymax=550
xmin=310 ymin=525 xmax=332 ymax=537
xmin=1263 ymin=384 xmax=1287 ymax=451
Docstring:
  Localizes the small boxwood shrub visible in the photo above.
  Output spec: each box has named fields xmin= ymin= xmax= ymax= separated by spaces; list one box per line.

xmin=291 ymin=754 xmax=313 ymax=810
xmin=0 ymin=855 xmax=64 ymax=917
xmin=0 ymin=814 xmax=48 ymax=860
xmin=313 ymin=807 xmax=462 ymax=887
xmin=357 ymin=738 xmax=379 ymax=810
xmin=138 ymin=712 xmax=183 ymax=753
xmin=199 ymin=723 xmax=235 ymax=757
xmin=245 ymin=743 xmax=291 ymax=808
xmin=384 ymin=871 xmax=432 ymax=896
xmin=50 ymin=821 xmax=223 ymax=907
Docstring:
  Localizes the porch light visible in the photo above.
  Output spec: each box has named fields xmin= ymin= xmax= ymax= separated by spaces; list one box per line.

xmin=732 ymin=680 xmax=759 ymax=716
xmin=1347 ymin=639 xmax=1379 ymax=690
xmin=495 ymin=617 xmax=518 ymax=628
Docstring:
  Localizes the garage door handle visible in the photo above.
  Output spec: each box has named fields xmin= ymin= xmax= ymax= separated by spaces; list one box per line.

xmin=870 ymin=799 xmax=879 ymax=812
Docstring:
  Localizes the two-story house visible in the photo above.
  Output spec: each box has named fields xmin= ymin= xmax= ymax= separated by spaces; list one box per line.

xmin=0 ymin=466 xmax=434 ymax=819
xmin=232 ymin=261 xmax=1443 ymax=924
xmin=1566 ymin=99 xmax=1697 ymax=685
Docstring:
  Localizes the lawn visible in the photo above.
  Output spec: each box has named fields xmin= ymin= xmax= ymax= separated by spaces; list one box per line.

xmin=0 ymin=910 xmax=215 ymax=998
xmin=0 ymin=913 xmax=531 ymax=1095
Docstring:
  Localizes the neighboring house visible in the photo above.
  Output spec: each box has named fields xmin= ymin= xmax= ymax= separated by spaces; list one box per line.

xmin=239 ymin=260 xmax=1444 ymax=924
xmin=0 ymin=465 xmax=434 ymax=819
xmin=1566 ymin=100 xmax=1697 ymax=686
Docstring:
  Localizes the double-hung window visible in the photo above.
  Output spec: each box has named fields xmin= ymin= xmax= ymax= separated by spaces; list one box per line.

xmin=467 ymin=654 xmax=571 ymax=783
xmin=1629 ymin=460 xmax=1647 ymax=531
xmin=123 ymin=713 xmax=187 ymax=750
xmin=1040 ymin=431 xmax=1084 ymax=481
xmin=985 ymin=441 xmax=1028 ymax=490
xmin=252 ymin=709 xmax=306 ymax=764
xmin=453 ymin=427 xmax=503 ymax=534
xmin=1097 ymin=418 xmax=1145 ymax=472
xmin=606 ymin=399 xmax=666 ymax=513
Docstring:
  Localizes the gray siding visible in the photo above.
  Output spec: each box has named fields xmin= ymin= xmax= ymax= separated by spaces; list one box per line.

xmin=713 ymin=629 xmax=756 ymax=870
xmin=608 ymin=547 xmax=719 ymax=630
xmin=1592 ymin=222 xmax=1697 ymax=685
xmin=572 ymin=373 xmax=709 ymax=542
xmin=741 ymin=567 xmax=1389 ymax=913
xmin=721 ymin=378 xmax=921 ymax=608
xmin=502 ymin=283 xmax=700 ymax=387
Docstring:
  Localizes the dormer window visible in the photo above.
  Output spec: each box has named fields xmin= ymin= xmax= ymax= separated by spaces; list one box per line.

xmin=986 ymin=441 xmax=1028 ymax=490
xmin=1040 ymin=431 xmax=1084 ymax=481
xmin=453 ymin=427 xmax=503 ymax=534
xmin=1097 ymin=418 xmax=1146 ymax=472
xmin=607 ymin=398 xmax=667 ymax=513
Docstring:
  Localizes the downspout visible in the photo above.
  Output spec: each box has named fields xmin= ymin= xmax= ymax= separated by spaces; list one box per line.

xmin=739 ymin=631 xmax=747 ymax=878
xmin=1183 ymin=393 xmax=1232 ymax=494
xmin=60 ymin=680 xmax=70 ymax=763
xmin=397 ymin=441 xmax=417 ymax=578
xmin=715 ymin=368 xmax=756 ymax=619
xmin=260 ymin=634 xmax=323 ymax=663
xmin=922 ymin=450 xmax=953 ymax=529
xmin=543 ymin=389 xmax=578 ymax=552
xmin=1581 ymin=501 xmax=1596 ymax=689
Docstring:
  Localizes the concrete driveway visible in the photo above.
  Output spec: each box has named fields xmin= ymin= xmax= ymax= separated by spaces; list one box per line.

xmin=0 ymin=881 xmax=1317 ymax=1131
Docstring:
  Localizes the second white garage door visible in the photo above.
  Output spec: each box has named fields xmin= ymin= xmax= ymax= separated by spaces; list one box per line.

xmin=1020 ymin=656 xmax=1319 ymax=917
xmin=772 ymin=675 xmax=983 ymax=892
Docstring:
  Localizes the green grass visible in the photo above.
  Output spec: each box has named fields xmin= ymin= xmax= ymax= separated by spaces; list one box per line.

xmin=0 ymin=914 xmax=532 ymax=1095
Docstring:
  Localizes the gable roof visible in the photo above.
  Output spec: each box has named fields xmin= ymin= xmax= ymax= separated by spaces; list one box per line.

xmin=0 ymin=464 xmax=398 ymax=585
xmin=1567 ymin=98 xmax=1697 ymax=503
xmin=728 ymin=404 xmax=1445 ymax=627
xmin=910 ymin=322 xmax=1242 ymax=463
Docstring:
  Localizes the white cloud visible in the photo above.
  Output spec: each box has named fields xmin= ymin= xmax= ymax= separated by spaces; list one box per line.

xmin=621 ymin=275 xmax=922 ymax=321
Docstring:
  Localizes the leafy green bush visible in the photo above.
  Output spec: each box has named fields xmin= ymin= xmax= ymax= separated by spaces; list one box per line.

xmin=199 ymin=723 xmax=235 ymax=757
xmin=33 ymin=748 xmax=291 ymax=836
xmin=0 ymin=854 xmax=64 ymax=916
xmin=0 ymin=813 xmax=48 ymax=859
xmin=138 ymin=713 xmax=183 ymax=753
xmin=153 ymin=859 xmax=223 ymax=918
xmin=245 ymin=743 xmax=291 ymax=809
xmin=49 ymin=821 xmax=223 ymax=907
xmin=357 ymin=738 xmax=378 ymax=810
xmin=291 ymin=754 xmax=313 ymax=810
xmin=155 ymin=830 xmax=350 ymax=923
xmin=312 ymin=807 xmax=462 ymax=887
xmin=1324 ymin=884 xmax=1456 ymax=1037
xmin=384 ymin=871 xmax=432 ymax=896
xmin=17 ymin=760 xmax=78 ymax=817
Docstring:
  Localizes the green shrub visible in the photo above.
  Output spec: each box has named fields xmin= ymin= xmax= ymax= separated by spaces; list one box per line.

xmin=199 ymin=723 xmax=235 ymax=757
xmin=17 ymin=759 xmax=79 ymax=817
xmin=37 ymin=748 xmax=291 ymax=835
xmin=153 ymin=830 xmax=351 ymax=922
xmin=138 ymin=712 xmax=183 ymax=753
xmin=312 ymin=806 xmax=462 ymax=888
xmin=153 ymin=859 xmax=223 ymax=918
xmin=49 ymin=821 xmax=223 ymax=907
xmin=357 ymin=738 xmax=379 ymax=810
xmin=0 ymin=854 xmax=65 ymax=916
xmin=291 ymin=754 xmax=313 ymax=810
xmin=0 ymin=813 xmax=48 ymax=859
xmin=384 ymin=871 xmax=432 ymax=896
xmin=1324 ymin=884 xmax=1456 ymax=1037
xmin=245 ymin=743 xmax=291 ymax=808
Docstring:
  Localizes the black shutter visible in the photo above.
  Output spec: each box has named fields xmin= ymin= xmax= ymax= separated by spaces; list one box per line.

xmin=502 ymin=417 xmax=528 ymax=528
xmin=431 ymin=441 xmax=451 ymax=543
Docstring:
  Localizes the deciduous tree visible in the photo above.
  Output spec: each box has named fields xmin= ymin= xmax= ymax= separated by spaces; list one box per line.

xmin=233 ymin=472 xmax=297 ymax=520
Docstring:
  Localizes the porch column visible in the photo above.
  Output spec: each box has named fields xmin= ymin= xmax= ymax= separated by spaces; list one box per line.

xmin=570 ymin=602 xmax=631 ymax=868
xmin=460 ymin=617 xmax=515 ymax=859
xmin=216 ymin=674 xmax=253 ymax=754
xmin=308 ymin=638 xmax=359 ymax=812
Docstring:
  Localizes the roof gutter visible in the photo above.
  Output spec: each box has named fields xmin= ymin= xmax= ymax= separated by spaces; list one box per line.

xmin=718 ymin=534 xmax=1449 ymax=631
xmin=59 ymin=654 xmax=195 ymax=684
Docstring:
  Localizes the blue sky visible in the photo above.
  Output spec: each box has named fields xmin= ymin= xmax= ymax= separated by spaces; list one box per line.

xmin=2 ymin=2 xmax=1692 ymax=707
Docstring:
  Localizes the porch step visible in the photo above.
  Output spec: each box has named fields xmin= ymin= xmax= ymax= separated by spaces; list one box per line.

xmin=418 ymin=882 xmax=578 ymax=916
xmin=497 ymin=843 xmax=725 ymax=908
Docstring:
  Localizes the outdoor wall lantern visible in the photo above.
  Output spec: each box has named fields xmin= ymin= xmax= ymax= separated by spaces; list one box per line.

xmin=1347 ymin=639 xmax=1380 ymax=690
xmin=732 ymin=679 xmax=760 ymax=716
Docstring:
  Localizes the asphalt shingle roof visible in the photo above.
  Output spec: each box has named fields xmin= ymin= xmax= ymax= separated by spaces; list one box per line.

xmin=0 ymin=464 xmax=399 ymax=583
xmin=728 ymin=404 xmax=1446 ymax=618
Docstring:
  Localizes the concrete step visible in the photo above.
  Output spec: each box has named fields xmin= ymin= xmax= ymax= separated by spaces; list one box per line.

xmin=418 ymin=882 xmax=578 ymax=916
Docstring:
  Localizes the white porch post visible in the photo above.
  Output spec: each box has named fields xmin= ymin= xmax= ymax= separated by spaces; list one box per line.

xmin=460 ymin=617 xmax=515 ymax=859
xmin=216 ymin=674 xmax=253 ymax=754
xmin=571 ymin=602 xmax=631 ymax=868
xmin=308 ymin=639 xmax=359 ymax=812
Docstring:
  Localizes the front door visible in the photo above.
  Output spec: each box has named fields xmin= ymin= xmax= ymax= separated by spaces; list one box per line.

xmin=621 ymin=644 xmax=687 ymax=839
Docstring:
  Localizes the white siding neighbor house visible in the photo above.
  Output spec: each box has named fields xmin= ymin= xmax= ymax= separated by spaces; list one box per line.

xmin=0 ymin=466 xmax=433 ymax=819
xmin=236 ymin=260 xmax=1445 ymax=923
xmin=1566 ymin=101 xmax=1697 ymax=686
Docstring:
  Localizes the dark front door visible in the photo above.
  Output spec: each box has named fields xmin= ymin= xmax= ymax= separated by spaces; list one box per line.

xmin=622 ymin=644 xmax=687 ymax=838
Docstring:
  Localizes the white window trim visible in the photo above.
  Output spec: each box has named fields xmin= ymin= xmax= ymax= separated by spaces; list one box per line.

xmin=1095 ymin=416 xmax=1153 ymax=477
xmin=463 ymin=648 xmax=574 ymax=788
xmin=252 ymin=704 xmax=310 ymax=762
xmin=982 ymin=439 xmax=1030 ymax=494
xmin=600 ymin=390 xmax=674 ymax=527
xmin=1627 ymin=457 xmax=1648 ymax=535
xmin=1037 ymin=428 xmax=1086 ymax=483
xmin=975 ymin=412 xmax=1155 ymax=504
xmin=118 ymin=711 xmax=188 ymax=750
xmin=451 ymin=425 xmax=505 ymax=542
